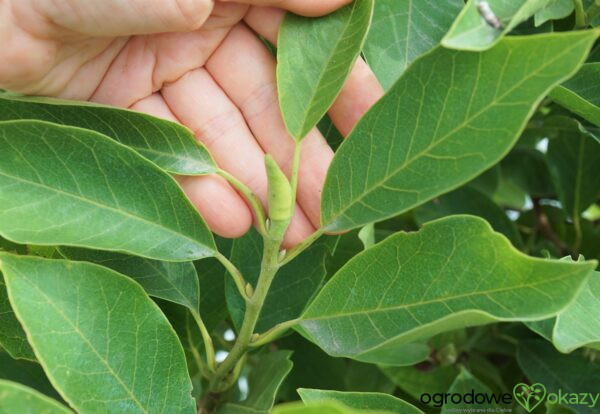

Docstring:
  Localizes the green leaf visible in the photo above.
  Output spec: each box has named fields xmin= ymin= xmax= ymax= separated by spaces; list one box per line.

xmin=528 ymin=271 xmax=600 ymax=352
xmin=363 ymin=0 xmax=463 ymax=90
xmin=442 ymin=0 xmax=552 ymax=51
xmin=0 ymin=254 xmax=195 ymax=414
xmin=442 ymin=369 xmax=499 ymax=412
xmin=550 ymin=63 xmax=600 ymax=127
xmin=343 ymin=362 xmax=395 ymax=394
xmin=0 ymin=272 xmax=35 ymax=360
xmin=0 ymin=120 xmax=216 ymax=261
xmin=380 ymin=365 xmax=459 ymax=400
xmin=278 ymin=334 xmax=348 ymax=400
xmin=0 ymin=380 xmax=72 ymax=414
xmin=517 ymin=340 xmax=600 ymax=414
xmin=299 ymin=216 xmax=596 ymax=363
xmin=217 ymin=351 xmax=293 ymax=414
xmin=58 ymin=247 xmax=199 ymax=313
xmin=414 ymin=186 xmax=523 ymax=248
xmin=0 ymin=93 xmax=215 ymax=175
xmin=501 ymin=148 xmax=555 ymax=198
xmin=0 ymin=352 xmax=61 ymax=401
xmin=534 ymin=0 xmax=574 ymax=26
xmin=321 ymin=31 xmax=597 ymax=232
xmin=277 ymin=0 xmax=374 ymax=140
xmin=546 ymin=117 xmax=600 ymax=218
xmin=298 ymin=389 xmax=423 ymax=414
xmin=272 ymin=401 xmax=388 ymax=414
xmin=552 ymin=272 xmax=600 ymax=352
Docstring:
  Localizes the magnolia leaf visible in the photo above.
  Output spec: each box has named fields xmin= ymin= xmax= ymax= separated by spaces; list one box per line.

xmin=0 ymin=380 xmax=72 ymax=414
xmin=414 ymin=186 xmax=523 ymax=248
xmin=217 ymin=351 xmax=293 ymax=414
xmin=442 ymin=369 xmax=499 ymax=412
xmin=321 ymin=31 xmax=597 ymax=232
xmin=546 ymin=117 xmax=600 ymax=218
xmin=59 ymin=247 xmax=200 ymax=313
xmin=0 ymin=272 xmax=34 ymax=360
xmin=527 ymin=271 xmax=600 ymax=352
xmin=298 ymin=389 xmax=423 ymax=414
xmin=517 ymin=340 xmax=600 ymax=414
xmin=501 ymin=148 xmax=555 ymax=198
xmin=299 ymin=216 xmax=596 ymax=363
xmin=553 ymin=272 xmax=600 ymax=352
xmin=534 ymin=0 xmax=574 ymax=26
xmin=550 ymin=63 xmax=600 ymax=127
xmin=272 ymin=401 xmax=388 ymax=414
xmin=0 ymin=120 xmax=216 ymax=261
xmin=363 ymin=0 xmax=463 ymax=90
xmin=380 ymin=365 xmax=459 ymax=400
xmin=277 ymin=0 xmax=373 ymax=140
xmin=442 ymin=0 xmax=552 ymax=51
xmin=0 ymin=92 xmax=215 ymax=175
xmin=0 ymin=254 xmax=195 ymax=414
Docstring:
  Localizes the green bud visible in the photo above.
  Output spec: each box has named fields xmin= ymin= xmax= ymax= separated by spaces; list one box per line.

xmin=265 ymin=154 xmax=293 ymax=225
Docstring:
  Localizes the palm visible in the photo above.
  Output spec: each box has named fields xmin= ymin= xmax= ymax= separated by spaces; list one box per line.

xmin=2 ymin=1 xmax=382 ymax=247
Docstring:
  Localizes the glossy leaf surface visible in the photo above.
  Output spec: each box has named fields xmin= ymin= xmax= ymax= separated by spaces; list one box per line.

xmin=321 ymin=32 xmax=596 ymax=231
xmin=0 ymin=254 xmax=195 ymax=414
xmin=0 ymin=120 xmax=216 ymax=261
xmin=0 ymin=93 xmax=215 ymax=175
xmin=300 ymin=216 xmax=595 ymax=363
xmin=278 ymin=0 xmax=373 ymax=140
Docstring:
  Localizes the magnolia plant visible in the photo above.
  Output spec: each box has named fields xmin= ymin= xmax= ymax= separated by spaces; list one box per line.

xmin=1 ymin=1 xmax=600 ymax=414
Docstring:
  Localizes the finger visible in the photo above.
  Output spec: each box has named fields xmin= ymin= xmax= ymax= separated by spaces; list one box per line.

xmin=205 ymin=24 xmax=332 ymax=230
xmin=245 ymin=7 xmax=384 ymax=136
xmin=130 ymin=93 xmax=253 ymax=238
xmin=220 ymin=0 xmax=351 ymax=17
xmin=29 ymin=0 xmax=214 ymax=37
xmin=91 ymin=15 xmax=243 ymax=107
xmin=160 ymin=68 xmax=315 ymax=247
xmin=328 ymin=58 xmax=384 ymax=136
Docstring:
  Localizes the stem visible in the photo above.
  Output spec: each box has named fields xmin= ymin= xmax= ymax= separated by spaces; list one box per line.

xmin=209 ymin=142 xmax=305 ymax=392
xmin=210 ymin=238 xmax=282 ymax=391
xmin=249 ymin=318 xmax=300 ymax=348
xmin=185 ymin=312 xmax=209 ymax=377
xmin=218 ymin=169 xmax=268 ymax=236
xmin=215 ymin=253 xmax=250 ymax=302
xmin=574 ymin=0 xmax=587 ymax=27
xmin=191 ymin=310 xmax=217 ymax=372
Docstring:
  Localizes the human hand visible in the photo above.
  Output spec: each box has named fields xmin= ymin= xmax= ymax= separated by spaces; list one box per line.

xmin=0 ymin=0 xmax=383 ymax=248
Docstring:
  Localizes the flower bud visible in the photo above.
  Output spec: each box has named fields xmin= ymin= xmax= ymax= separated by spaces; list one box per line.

xmin=265 ymin=155 xmax=292 ymax=238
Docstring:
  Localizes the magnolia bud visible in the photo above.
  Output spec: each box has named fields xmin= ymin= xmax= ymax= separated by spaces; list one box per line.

xmin=265 ymin=155 xmax=292 ymax=239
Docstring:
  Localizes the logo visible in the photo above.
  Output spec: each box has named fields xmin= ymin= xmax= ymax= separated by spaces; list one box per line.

xmin=513 ymin=383 xmax=546 ymax=412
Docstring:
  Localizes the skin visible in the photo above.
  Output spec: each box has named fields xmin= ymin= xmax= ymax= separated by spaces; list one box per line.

xmin=0 ymin=0 xmax=384 ymax=248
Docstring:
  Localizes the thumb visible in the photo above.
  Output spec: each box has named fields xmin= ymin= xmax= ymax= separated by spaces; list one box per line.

xmin=219 ymin=0 xmax=352 ymax=17
xmin=35 ymin=0 xmax=215 ymax=36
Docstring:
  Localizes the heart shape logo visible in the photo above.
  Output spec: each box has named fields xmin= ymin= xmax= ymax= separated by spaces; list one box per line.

xmin=513 ymin=383 xmax=547 ymax=412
